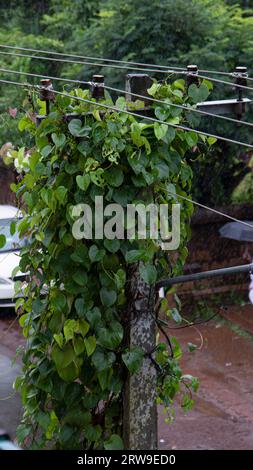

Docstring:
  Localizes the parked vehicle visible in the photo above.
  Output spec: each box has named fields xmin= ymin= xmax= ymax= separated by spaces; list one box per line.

xmin=0 ymin=205 xmax=26 ymax=308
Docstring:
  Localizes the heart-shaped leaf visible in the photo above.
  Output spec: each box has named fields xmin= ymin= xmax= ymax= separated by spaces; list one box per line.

xmin=100 ymin=288 xmax=117 ymax=307
xmin=84 ymin=336 xmax=96 ymax=357
xmin=52 ymin=133 xmax=66 ymax=148
xmin=68 ymin=119 xmax=91 ymax=137
xmin=76 ymin=174 xmax=90 ymax=192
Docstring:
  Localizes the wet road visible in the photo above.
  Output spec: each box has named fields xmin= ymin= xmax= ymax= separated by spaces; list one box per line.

xmin=159 ymin=309 xmax=253 ymax=449
xmin=1 ymin=309 xmax=253 ymax=449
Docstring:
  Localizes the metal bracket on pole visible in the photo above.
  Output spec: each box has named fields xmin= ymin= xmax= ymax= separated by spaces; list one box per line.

xmin=196 ymin=97 xmax=251 ymax=117
xmin=125 ymin=73 xmax=153 ymax=113
xmin=186 ymin=64 xmax=252 ymax=118
xmin=156 ymin=263 xmax=253 ymax=290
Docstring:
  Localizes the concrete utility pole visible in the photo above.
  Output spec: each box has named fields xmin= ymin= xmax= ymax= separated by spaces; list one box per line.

xmin=123 ymin=262 xmax=157 ymax=450
xmin=123 ymin=74 xmax=157 ymax=450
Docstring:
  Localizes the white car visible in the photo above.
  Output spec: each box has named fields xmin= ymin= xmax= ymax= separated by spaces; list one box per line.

xmin=0 ymin=205 xmax=26 ymax=308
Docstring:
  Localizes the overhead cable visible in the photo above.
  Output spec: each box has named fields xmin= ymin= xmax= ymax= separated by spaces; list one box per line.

xmin=1 ymin=66 xmax=253 ymax=128
xmin=0 ymin=43 xmax=187 ymax=72
xmin=0 ymin=43 xmax=250 ymax=80
xmin=164 ymin=189 xmax=253 ymax=229
xmin=0 ymin=77 xmax=253 ymax=149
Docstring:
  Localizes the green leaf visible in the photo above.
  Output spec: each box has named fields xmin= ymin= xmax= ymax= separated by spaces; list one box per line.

xmin=188 ymin=83 xmax=210 ymax=103
xmin=58 ymin=361 xmax=80 ymax=382
xmin=10 ymin=220 xmax=16 ymax=236
xmin=147 ymin=82 xmax=161 ymax=97
xmin=154 ymin=122 xmax=168 ymax=140
xmin=68 ymin=119 xmax=91 ymax=137
xmin=52 ymin=133 xmax=66 ymax=148
xmin=85 ymin=307 xmax=101 ymax=328
xmin=76 ymin=174 xmax=90 ymax=192
xmin=98 ymin=322 xmax=123 ymax=349
xmin=104 ymin=167 xmax=124 ymax=187
xmin=207 ymin=137 xmax=217 ymax=145
xmin=171 ymin=336 xmax=182 ymax=359
xmin=100 ymin=287 xmax=117 ymax=307
xmin=37 ymin=411 xmax=50 ymax=431
xmin=55 ymin=186 xmax=68 ymax=205
xmin=139 ymin=264 xmax=157 ymax=285
xmin=122 ymin=347 xmax=144 ymax=374
xmin=51 ymin=292 xmax=67 ymax=312
xmin=72 ymin=268 xmax=88 ymax=286
xmin=90 ymin=168 xmax=104 ymax=187
xmin=41 ymin=145 xmax=52 ymax=158
xmin=52 ymin=343 xmax=75 ymax=368
xmin=170 ymin=307 xmax=182 ymax=324
xmin=78 ymin=319 xmax=90 ymax=337
xmin=84 ymin=336 xmax=96 ymax=357
xmin=64 ymin=409 xmax=91 ymax=427
xmin=104 ymin=239 xmax=120 ymax=253
xmin=97 ymin=368 xmax=113 ymax=390
xmin=114 ymin=268 xmax=126 ymax=290
xmin=125 ymin=249 xmax=149 ymax=263
xmin=63 ymin=319 xmax=78 ymax=341
xmin=93 ymin=109 xmax=102 ymax=121
xmin=0 ymin=234 xmax=6 ymax=249
xmin=70 ymin=245 xmax=89 ymax=264
xmin=73 ymin=335 xmax=85 ymax=355
xmin=53 ymin=333 xmax=64 ymax=349
xmin=89 ymin=245 xmax=105 ymax=263
xmin=188 ymin=342 xmax=198 ymax=352
xmin=104 ymin=434 xmax=124 ymax=450
xmin=16 ymin=424 xmax=32 ymax=443
xmin=84 ymin=424 xmax=102 ymax=442
xmin=154 ymin=107 xmax=170 ymax=121
xmin=92 ymin=349 xmax=116 ymax=372
xmin=185 ymin=131 xmax=198 ymax=147
xmin=75 ymin=298 xmax=93 ymax=317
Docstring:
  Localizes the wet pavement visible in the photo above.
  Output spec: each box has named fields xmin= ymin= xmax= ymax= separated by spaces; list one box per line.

xmin=1 ymin=308 xmax=253 ymax=449
xmin=0 ymin=316 xmax=23 ymax=439
xmin=159 ymin=307 xmax=253 ymax=449
xmin=0 ymin=351 xmax=21 ymax=438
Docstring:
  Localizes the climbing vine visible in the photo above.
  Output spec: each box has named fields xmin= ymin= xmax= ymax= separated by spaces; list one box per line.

xmin=4 ymin=77 xmax=214 ymax=449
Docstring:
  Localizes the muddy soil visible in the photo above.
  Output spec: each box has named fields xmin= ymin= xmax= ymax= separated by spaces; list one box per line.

xmin=1 ymin=308 xmax=253 ymax=449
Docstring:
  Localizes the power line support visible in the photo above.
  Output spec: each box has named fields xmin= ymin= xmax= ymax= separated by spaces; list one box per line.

xmin=122 ymin=74 xmax=157 ymax=450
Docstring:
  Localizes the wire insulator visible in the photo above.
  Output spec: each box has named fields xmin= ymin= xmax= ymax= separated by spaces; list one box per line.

xmin=186 ymin=65 xmax=200 ymax=88
xmin=89 ymin=75 xmax=105 ymax=100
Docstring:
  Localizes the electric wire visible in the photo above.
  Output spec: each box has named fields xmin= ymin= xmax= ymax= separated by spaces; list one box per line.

xmin=105 ymin=83 xmax=253 ymax=129
xmin=1 ymin=66 xmax=253 ymax=129
xmin=0 ymin=50 xmax=181 ymax=75
xmin=0 ymin=68 xmax=91 ymax=85
xmin=0 ymin=77 xmax=252 ymax=239
xmin=163 ymin=189 xmax=253 ymax=229
xmin=48 ymin=87 xmax=253 ymax=149
xmin=186 ymin=71 xmax=253 ymax=93
xmin=1 ymin=47 xmax=253 ymax=95
xmin=0 ymin=43 xmax=249 ymax=80
xmin=0 ymin=67 xmax=90 ymax=86
xmin=0 ymin=77 xmax=253 ymax=150
xmin=0 ymin=43 xmax=187 ymax=72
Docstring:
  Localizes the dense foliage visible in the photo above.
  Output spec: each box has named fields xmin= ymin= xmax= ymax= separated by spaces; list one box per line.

xmin=0 ymin=0 xmax=253 ymax=205
xmin=4 ymin=78 xmax=215 ymax=449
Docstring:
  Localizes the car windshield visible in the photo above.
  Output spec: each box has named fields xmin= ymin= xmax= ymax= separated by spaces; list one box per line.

xmin=0 ymin=218 xmax=27 ymax=253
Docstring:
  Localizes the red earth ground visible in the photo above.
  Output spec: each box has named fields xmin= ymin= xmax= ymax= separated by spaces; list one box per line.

xmin=1 ymin=305 xmax=253 ymax=449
